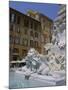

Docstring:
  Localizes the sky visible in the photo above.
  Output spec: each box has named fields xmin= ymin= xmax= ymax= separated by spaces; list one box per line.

xmin=9 ymin=1 xmax=60 ymax=20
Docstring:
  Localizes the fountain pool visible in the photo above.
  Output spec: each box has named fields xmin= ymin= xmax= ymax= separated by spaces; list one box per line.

xmin=9 ymin=71 xmax=56 ymax=89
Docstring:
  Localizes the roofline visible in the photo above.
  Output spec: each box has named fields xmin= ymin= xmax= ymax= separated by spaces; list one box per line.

xmin=39 ymin=13 xmax=53 ymax=22
xmin=27 ymin=9 xmax=53 ymax=22
xmin=9 ymin=7 xmax=41 ymax=23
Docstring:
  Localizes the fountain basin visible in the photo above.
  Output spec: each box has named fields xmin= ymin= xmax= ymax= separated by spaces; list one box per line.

xmin=15 ymin=70 xmax=66 ymax=86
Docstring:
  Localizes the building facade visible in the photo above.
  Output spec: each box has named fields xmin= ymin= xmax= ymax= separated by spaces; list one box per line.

xmin=27 ymin=10 xmax=53 ymax=54
xmin=9 ymin=8 xmax=42 ymax=61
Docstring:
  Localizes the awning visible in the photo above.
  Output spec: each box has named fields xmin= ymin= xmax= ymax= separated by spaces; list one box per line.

xmin=10 ymin=60 xmax=26 ymax=64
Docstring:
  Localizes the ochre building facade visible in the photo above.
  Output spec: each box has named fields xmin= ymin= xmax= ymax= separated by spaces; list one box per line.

xmin=9 ymin=8 xmax=53 ymax=61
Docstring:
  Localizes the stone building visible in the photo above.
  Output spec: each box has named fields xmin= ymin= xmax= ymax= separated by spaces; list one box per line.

xmin=9 ymin=8 xmax=42 ymax=61
xmin=27 ymin=10 xmax=53 ymax=54
xmin=9 ymin=7 xmax=53 ymax=62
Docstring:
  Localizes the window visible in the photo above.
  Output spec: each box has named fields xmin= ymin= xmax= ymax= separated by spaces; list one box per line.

xmin=17 ymin=27 xmax=20 ymax=33
xmin=35 ymin=32 xmax=38 ymax=38
xmin=22 ymin=50 xmax=27 ymax=56
xmin=17 ymin=16 xmax=20 ymax=24
xmin=30 ymin=40 xmax=33 ymax=47
xmin=22 ymin=39 xmax=28 ymax=46
xmin=14 ymin=36 xmax=20 ymax=44
xmin=34 ymin=41 xmax=38 ymax=47
xmin=24 ymin=19 xmax=29 ymax=27
xmin=10 ymin=24 xmax=14 ymax=31
xmin=13 ymin=48 xmax=19 ymax=53
xmin=10 ymin=36 xmax=13 ymax=44
xmin=34 ymin=23 xmax=38 ymax=30
xmin=13 ymin=55 xmax=19 ymax=61
xmin=10 ymin=36 xmax=15 ymax=44
xmin=24 ymin=29 xmax=28 ymax=35
xmin=10 ymin=13 xmax=16 ymax=23
xmin=30 ymin=31 xmax=33 ymax=37
xmin=15 ymin=26 xmax=20 ymax=33
xmin=30 ymin=21 xmax=33 ymax=29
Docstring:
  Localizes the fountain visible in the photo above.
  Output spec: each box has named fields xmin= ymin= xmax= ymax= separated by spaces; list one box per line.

xmin=9 ymin=27 xmax=66 ymax=89
xmin=25 ymin=75 xmax=30 ymax=80
xmin=19 ymin=27 xmax=66 ymax=84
